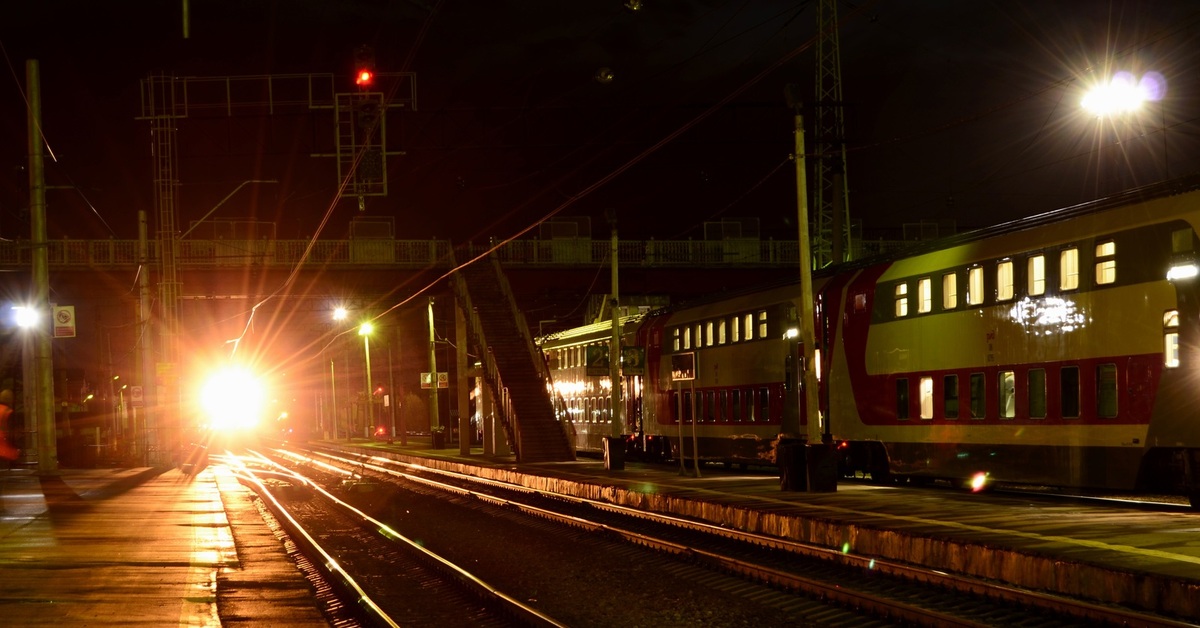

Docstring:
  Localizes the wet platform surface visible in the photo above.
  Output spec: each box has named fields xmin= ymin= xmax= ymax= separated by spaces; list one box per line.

xmin=0 ymin=465 xmax=326 ymax=627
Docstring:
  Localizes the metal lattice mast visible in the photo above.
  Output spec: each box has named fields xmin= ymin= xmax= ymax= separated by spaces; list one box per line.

xmin=144 ymin=74 xmax=184 ymax=462
xmin=814 ymin=0 xmax=852 ymax=267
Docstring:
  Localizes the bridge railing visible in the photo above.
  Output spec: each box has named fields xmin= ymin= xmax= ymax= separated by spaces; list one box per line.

xmin=0 ymin=237 xmax=909 ymax=269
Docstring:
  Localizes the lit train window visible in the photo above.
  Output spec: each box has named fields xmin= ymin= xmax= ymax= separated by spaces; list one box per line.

xmin=1028 ymin=368 xmax=1046 ymax=418
xmin=672 ymin=327 xmax=681 ymax=352
xmin=967 ymin=267 xmax=984 ymax=305
xmin=744 ymin=313 xmax=754 ymax=340
xmin=919 ymin=377 xmax=933 ymax=419
xmin=896 ymin=378 xmax=909 ymax=419
xmin=757 ymin=311 xmax=768 ymax=337
xmin=1164 ymin=309 xmax=1180 ymax=368
xmin=731 ymin=316 xmax=740 ymax=342
xmin=1061 ymin=366 xmax=1080 ymax=418
xmin=944 ymin=374 xmax=959 ymax=418
xmin=1097 ymin=364 xmax=1118 ymax=418
xmin=942 ymin=273 xmax=957 ymax=309
xmin=969 ymin=373 xmax=985 ymax=418
xmin=718 ymin=319 xmax=727 ymax=344
xmin=1060 ymin=248 xmax=1079 ymax=291
xmin=1095 ymin=241 xmax=1116 ymax=285
xmin=894 ymin=283 xmax=909 ymax=317
xmin=997 ymin=260 xmax=1014 ymax=301
xmin=999 ymin=370 xmax=1015 ymax=419
xmin=1028 ymin=255 xmax=1046 ymax=296
xmin=918 ymin=277 xmax=932 ymax=313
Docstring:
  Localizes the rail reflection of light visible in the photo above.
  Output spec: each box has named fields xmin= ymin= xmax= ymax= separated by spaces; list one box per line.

xmin=1008 ymin=297 xmax=1086 ymax=335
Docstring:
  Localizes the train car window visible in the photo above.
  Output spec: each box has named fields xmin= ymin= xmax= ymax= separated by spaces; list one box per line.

xmin=731 ymin=316 xmax=740 ymax=342
xmin=942 ymin=272 xmax=957 ymax=309
xmin=999 ymin=370 xmax=1016 ymax=418
xmin=1028 ymin=368 xmax=1047 ymax=418
xmin=919 ymin=377 xmax=933 ymax=419
xmin=944 ymin=374 xmax=959 ymax=418
xmin=1028 ymin=255 xmax=1046 ymax=296
xmin=718 ymin=390 xmax=728 ymax=421
xmin=997 ymin=260 xmax=1015 ymax=301
xmin=969 ymin=373 xmax=985 ymax=419
xmin=1172 ymin=228 xmax=1193 ymax=253
xmin=757 ymin=387 xmax=769 ymax=422
xmin=744 ymin=313 xmax=754 ymax=340
xmin=670 ymin=390 xmax=680 ymax=423
xmin=896 ymin=378 xmax=910 ymax=419
xmin=967 ymin=267 xmax=984 ymax=305
xmin=918 ymin=277 xmax=932 ymax=313
xmin=1060 ymin=248 xmax=1080 ymax=291
xmin=894 ymin=283 xmax=909 ymax=317
xmin=731 ymin=389 xmax=742 ymax=422
xmin=672 ymin=327 xmax=681 ymax=352
xmin=682 ymin=391 xmax=693 ymax=424
xmin=1095 ymin=241 xmax=1116 ymax=285
xmin=718 ymin=319 xmax=727 ymax=345
xmin=1097 ymin=364 xmax=1118 ymax=418
xmin=1164 ymin=310 xmax=1180 ymax=368
xmin=757 ymin=311 xmax=768 ymax=338
xmin=1061 ymin=366 xmax=1080 ymax=418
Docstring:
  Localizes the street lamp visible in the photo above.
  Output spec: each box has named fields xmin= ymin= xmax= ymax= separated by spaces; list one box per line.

xmin=1081 ymin=70 xmax=1169 ymax=184
xmin=359 ymin=322 xmax=374 ymax=438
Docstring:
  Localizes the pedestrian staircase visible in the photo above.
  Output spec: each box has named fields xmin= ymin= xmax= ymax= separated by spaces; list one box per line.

xmin=450 ymin=248 xmax=575 ymax=462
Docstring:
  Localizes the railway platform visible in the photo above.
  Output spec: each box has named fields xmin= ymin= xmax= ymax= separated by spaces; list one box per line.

xmin=0 ymin=464 xmax=326 ymax=627
xmin=326 ymin=436 xmax=1200 ymax=623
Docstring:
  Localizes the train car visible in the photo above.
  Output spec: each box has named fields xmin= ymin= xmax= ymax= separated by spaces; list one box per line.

xmin=541 ymin=178 xmax=1200 ymax=506
xmin=828 ymin=179 xmax=1200 ymax=507
xmin=540 ymin=315 xmax=657 ymax=457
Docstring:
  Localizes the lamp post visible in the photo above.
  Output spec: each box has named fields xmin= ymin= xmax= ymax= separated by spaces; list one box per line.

xmin=359 ymin=322 xmax=374 ymax=438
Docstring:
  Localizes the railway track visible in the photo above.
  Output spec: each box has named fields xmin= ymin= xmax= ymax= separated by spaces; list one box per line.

xmin=242 ymin=443 xmax=1195 ymax=627
xmin=222 ymin=450 xmax=564 ymax=627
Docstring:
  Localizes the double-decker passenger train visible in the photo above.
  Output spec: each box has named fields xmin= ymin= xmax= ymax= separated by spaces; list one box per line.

xmin=539 ymin=177 xmax=1200 ymax=507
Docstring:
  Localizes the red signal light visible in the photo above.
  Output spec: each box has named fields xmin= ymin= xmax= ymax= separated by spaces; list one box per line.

xmin=356 ymin=68 xmax=374 ymax=87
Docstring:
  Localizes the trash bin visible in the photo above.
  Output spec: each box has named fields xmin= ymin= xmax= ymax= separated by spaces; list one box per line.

xmin=604 ymin=436 xmax=625 ymax=471
xmin=777 ymin=440 xmax=806 ymax=491
xmin=432 ymin=430 xmax=445 ymax=449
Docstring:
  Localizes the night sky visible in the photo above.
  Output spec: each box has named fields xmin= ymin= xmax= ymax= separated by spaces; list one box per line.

xmin=2 ymin=1 xmax=1197 ymax=247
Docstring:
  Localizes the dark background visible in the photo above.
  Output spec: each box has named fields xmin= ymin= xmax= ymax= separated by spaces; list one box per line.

xmin=2 ymin=1 xmax=1197 ymax=246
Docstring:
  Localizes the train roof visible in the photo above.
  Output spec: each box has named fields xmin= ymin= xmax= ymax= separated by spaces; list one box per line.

xmin=536 ymin=313 xmax=648 ymax=346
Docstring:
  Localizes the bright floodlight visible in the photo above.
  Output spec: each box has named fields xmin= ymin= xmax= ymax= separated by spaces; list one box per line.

xmin=332 ymin=307 xmax=348 ymax=321
xmin=200 ymin=366 xmax=266 ymax=431
xmin=1081 ymin=72 xmax=1145 ymax=117
xmin=1081 ymin=70 xmax=1166 ymax=118
xmin=359 ymin=322 xmax=374 ymax=336
xmin=12 ymin=306 xmax=37 ymax=328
